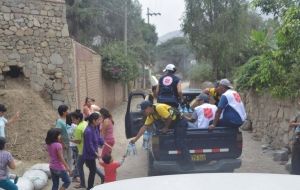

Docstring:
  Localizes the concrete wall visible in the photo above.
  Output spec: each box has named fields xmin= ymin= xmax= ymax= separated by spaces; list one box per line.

xmin=0 ymin=0 xmax=76 ymax=109
xmin=73 ymin=41 xmax=125 ymax=110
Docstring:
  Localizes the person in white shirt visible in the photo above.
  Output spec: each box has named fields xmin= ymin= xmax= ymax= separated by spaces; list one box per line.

xmin=209 ymin=78 xmax=246 ymax=129
xmin=0 ymin=104 xmax=19 ymax=138
xmin=185 ymin=93 xmax=217 ymax=129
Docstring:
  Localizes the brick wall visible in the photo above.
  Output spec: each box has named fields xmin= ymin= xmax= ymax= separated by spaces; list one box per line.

xmin=73 ymin=41 xmax=125 ymax=110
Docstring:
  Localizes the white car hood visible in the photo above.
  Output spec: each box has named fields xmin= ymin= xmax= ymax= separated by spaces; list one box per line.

xmin=92 ymin=173 xmax=299 ymax=190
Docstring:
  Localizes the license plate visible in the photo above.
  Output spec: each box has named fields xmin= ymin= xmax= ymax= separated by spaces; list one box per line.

xmin=191 ymin=154 xmax=206 ymax=161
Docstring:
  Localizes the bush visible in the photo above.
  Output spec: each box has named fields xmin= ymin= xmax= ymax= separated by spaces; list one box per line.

xmin=235 ymin=6 xmax=300 ymax=99
xmin=189 ymin=62 xmax=213 ymax=82
xmin=100 ymin=42 xmax=138 ymax=82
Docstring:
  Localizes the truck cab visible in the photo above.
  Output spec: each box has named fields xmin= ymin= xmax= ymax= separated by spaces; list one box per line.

xmin=125 ymin=89 xmax=242 ymax=176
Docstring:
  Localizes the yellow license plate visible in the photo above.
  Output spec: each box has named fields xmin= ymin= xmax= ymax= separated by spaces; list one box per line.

xmin=191 ymin=154 xmax=206 ymax=161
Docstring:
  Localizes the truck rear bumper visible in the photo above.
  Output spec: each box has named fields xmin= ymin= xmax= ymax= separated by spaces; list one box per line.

xmin=153 ymin=159 xmax=241 ymax=174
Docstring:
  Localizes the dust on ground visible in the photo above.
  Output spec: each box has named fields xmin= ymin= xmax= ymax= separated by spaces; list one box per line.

xmin=1 ymin=80 xmax=289 ymax=189
xmin=0 ymin=77 xmax=56 ymax=161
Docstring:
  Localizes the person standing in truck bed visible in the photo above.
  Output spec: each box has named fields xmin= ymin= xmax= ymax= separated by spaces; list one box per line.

xmin=130 ymin=100 xmax=193 ymax=169
xmin=156 ymin=64 xmax=183 ymax=108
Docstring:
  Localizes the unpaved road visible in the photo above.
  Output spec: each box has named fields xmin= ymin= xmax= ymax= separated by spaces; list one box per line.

xmin=113 ymin=101 xmax=288 ymax=179
xmin=113 ymin=100 xmax=288 ymax=179
xmin=41 ymin=100 xmax=287 ymax=189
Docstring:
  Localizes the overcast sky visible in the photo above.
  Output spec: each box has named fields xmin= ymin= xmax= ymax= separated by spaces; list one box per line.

xmin=138 ymin=0 xmax=185 ymax=37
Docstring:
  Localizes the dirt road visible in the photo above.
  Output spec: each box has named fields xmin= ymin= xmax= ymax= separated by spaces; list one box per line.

xmin=112 ymin=101 xmax=288 ymax=180
xmin=42 ymin=100 xmax=287 ymax=189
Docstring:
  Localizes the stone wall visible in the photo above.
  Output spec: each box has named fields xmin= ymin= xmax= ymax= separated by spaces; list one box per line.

xmin=244 ymin=91 xmax=299 ymax=149
xmin=0 ymin=0 xmax=76 ymax=109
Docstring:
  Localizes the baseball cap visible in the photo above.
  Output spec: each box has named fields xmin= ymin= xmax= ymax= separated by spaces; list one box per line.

xmin=219 ymin=78 xmax=233 ymax=89
xmin=196 ymin=93 xmax=209 ymax=103
xmin=163 ymin=64 xmax=176 ymax=72
xmin=140 ymin=100 xmax=152 ymax=111
xmin=0 ymin=104 xmax=7 ymax=112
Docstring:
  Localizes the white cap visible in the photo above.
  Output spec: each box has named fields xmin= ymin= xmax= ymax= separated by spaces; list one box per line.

xmin=163 ymin=64 xmax=176 ymax=72
xmin=219 ymin=78 xmax=233 ymax=89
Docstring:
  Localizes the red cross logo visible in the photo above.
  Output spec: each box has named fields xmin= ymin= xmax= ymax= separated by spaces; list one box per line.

xmin=233 ymin=93 xmax=241 ymax=103
xmin=204 ymin=108 xmax=213 ymax=119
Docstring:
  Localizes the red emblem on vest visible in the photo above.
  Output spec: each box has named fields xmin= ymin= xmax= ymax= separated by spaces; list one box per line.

xmin=204 ymin=108 xmax=213 ymax=119
xmin=162 ymin=76 xmax=173 ymax=86
xmin=233 ymin=93 xmax=241 ymax=103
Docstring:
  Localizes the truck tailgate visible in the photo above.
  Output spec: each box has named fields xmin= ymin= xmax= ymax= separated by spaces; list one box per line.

xmin=152 ymin=127 xmax=242 ymax=162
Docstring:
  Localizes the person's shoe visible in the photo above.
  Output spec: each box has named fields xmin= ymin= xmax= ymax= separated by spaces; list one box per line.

xmin=101 ymin=176 xmax=105 ymax=184
xmin=14 ymin=175 xmax=19 ymax=184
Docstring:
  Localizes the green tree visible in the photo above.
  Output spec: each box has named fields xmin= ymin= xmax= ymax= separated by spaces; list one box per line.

xmin=100 ymin=41 xmax=138 ymax=82
xmin=252 ymin=0 xmax=299 ymax=17
xmin=66 ymin=0 xmax=158 ymax=83
xmin=189 ymin=62 xmax=214 ymax=82
xmin=155 ymin=37 xmax=192 ymax=75
xmin=235 ymin=3 xmax=300 ymax=98
xmin=182 ymin=0 xmax=263 ymax=79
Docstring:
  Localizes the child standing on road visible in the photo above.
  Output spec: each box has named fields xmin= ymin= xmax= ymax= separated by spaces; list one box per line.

xmin=99 ymin=154 xmax=126 ymax=183
xmin=0 ymin=104 xmax=19 ymax=138
xmin=46 ymin=128 xmax=71 ymax=190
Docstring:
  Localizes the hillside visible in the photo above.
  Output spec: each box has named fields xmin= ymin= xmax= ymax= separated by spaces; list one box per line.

xmin=157 ymin=30 xmax=184 ymax=45
xmin=0 ymin=77 xmax=57 ymax=160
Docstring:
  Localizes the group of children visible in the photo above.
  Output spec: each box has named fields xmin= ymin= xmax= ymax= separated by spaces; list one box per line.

xmin=45 ymin=98 xmax=126 ymax=190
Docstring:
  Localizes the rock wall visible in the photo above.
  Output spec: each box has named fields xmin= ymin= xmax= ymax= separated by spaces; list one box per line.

xmin=244 ymin=91 xmax=298 ymax=149
xmin=0 ymin=0 xmax=75 ymax=109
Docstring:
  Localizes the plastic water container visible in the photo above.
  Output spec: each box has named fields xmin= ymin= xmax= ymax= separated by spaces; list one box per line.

xmin=178 ymin=105 xmax=183 ymax=113
xmin=183 ymin=106 xmax=188 ymax=113
xmin=143 ymin=131 xmax=150 ymax=150
xmin=127 ymin=143 xmax=137 ymax=156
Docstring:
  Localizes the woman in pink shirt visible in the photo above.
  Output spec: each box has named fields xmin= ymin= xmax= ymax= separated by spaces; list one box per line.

xmin=83 ymin=97 xmax=93 ymax=119
xmin=100 ymin=108 xmax=115 ymax=157
xmin=46 ymin=128 xmax=71 ymax=190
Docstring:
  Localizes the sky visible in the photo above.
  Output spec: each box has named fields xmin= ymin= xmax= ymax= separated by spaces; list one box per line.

xmin=138 ymin=0 xmax=185 ymax=37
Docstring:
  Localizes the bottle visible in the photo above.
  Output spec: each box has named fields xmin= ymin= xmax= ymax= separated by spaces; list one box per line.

xmin=183 ymin=105 xmax=188 ymax=113
xmin=178 ymin=104 xmax=183 ymax=113
xmin=143 ymin=131 xmax=150 ymax=150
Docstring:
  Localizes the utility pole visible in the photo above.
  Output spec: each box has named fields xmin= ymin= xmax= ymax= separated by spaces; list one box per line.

xmin=124 ymin=0 xmax=128 ymax=56
xmin=144 ymin=8 xmax=161 ymax=89
xmin=147 ymin=8 xmax=161 ymax=24
xmin=124 ymin=0 xmax=128 ymax=100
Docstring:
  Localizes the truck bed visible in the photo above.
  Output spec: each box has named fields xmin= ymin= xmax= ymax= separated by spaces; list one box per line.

xmin=149 ymin=127 xmax=242 ymax=175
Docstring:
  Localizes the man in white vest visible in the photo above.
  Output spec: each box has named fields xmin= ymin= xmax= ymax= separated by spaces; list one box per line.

xmin=186 ymin=93 xmax=217 ymax=129
xmin=209 ymin=79 xmax=246 ymax=129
